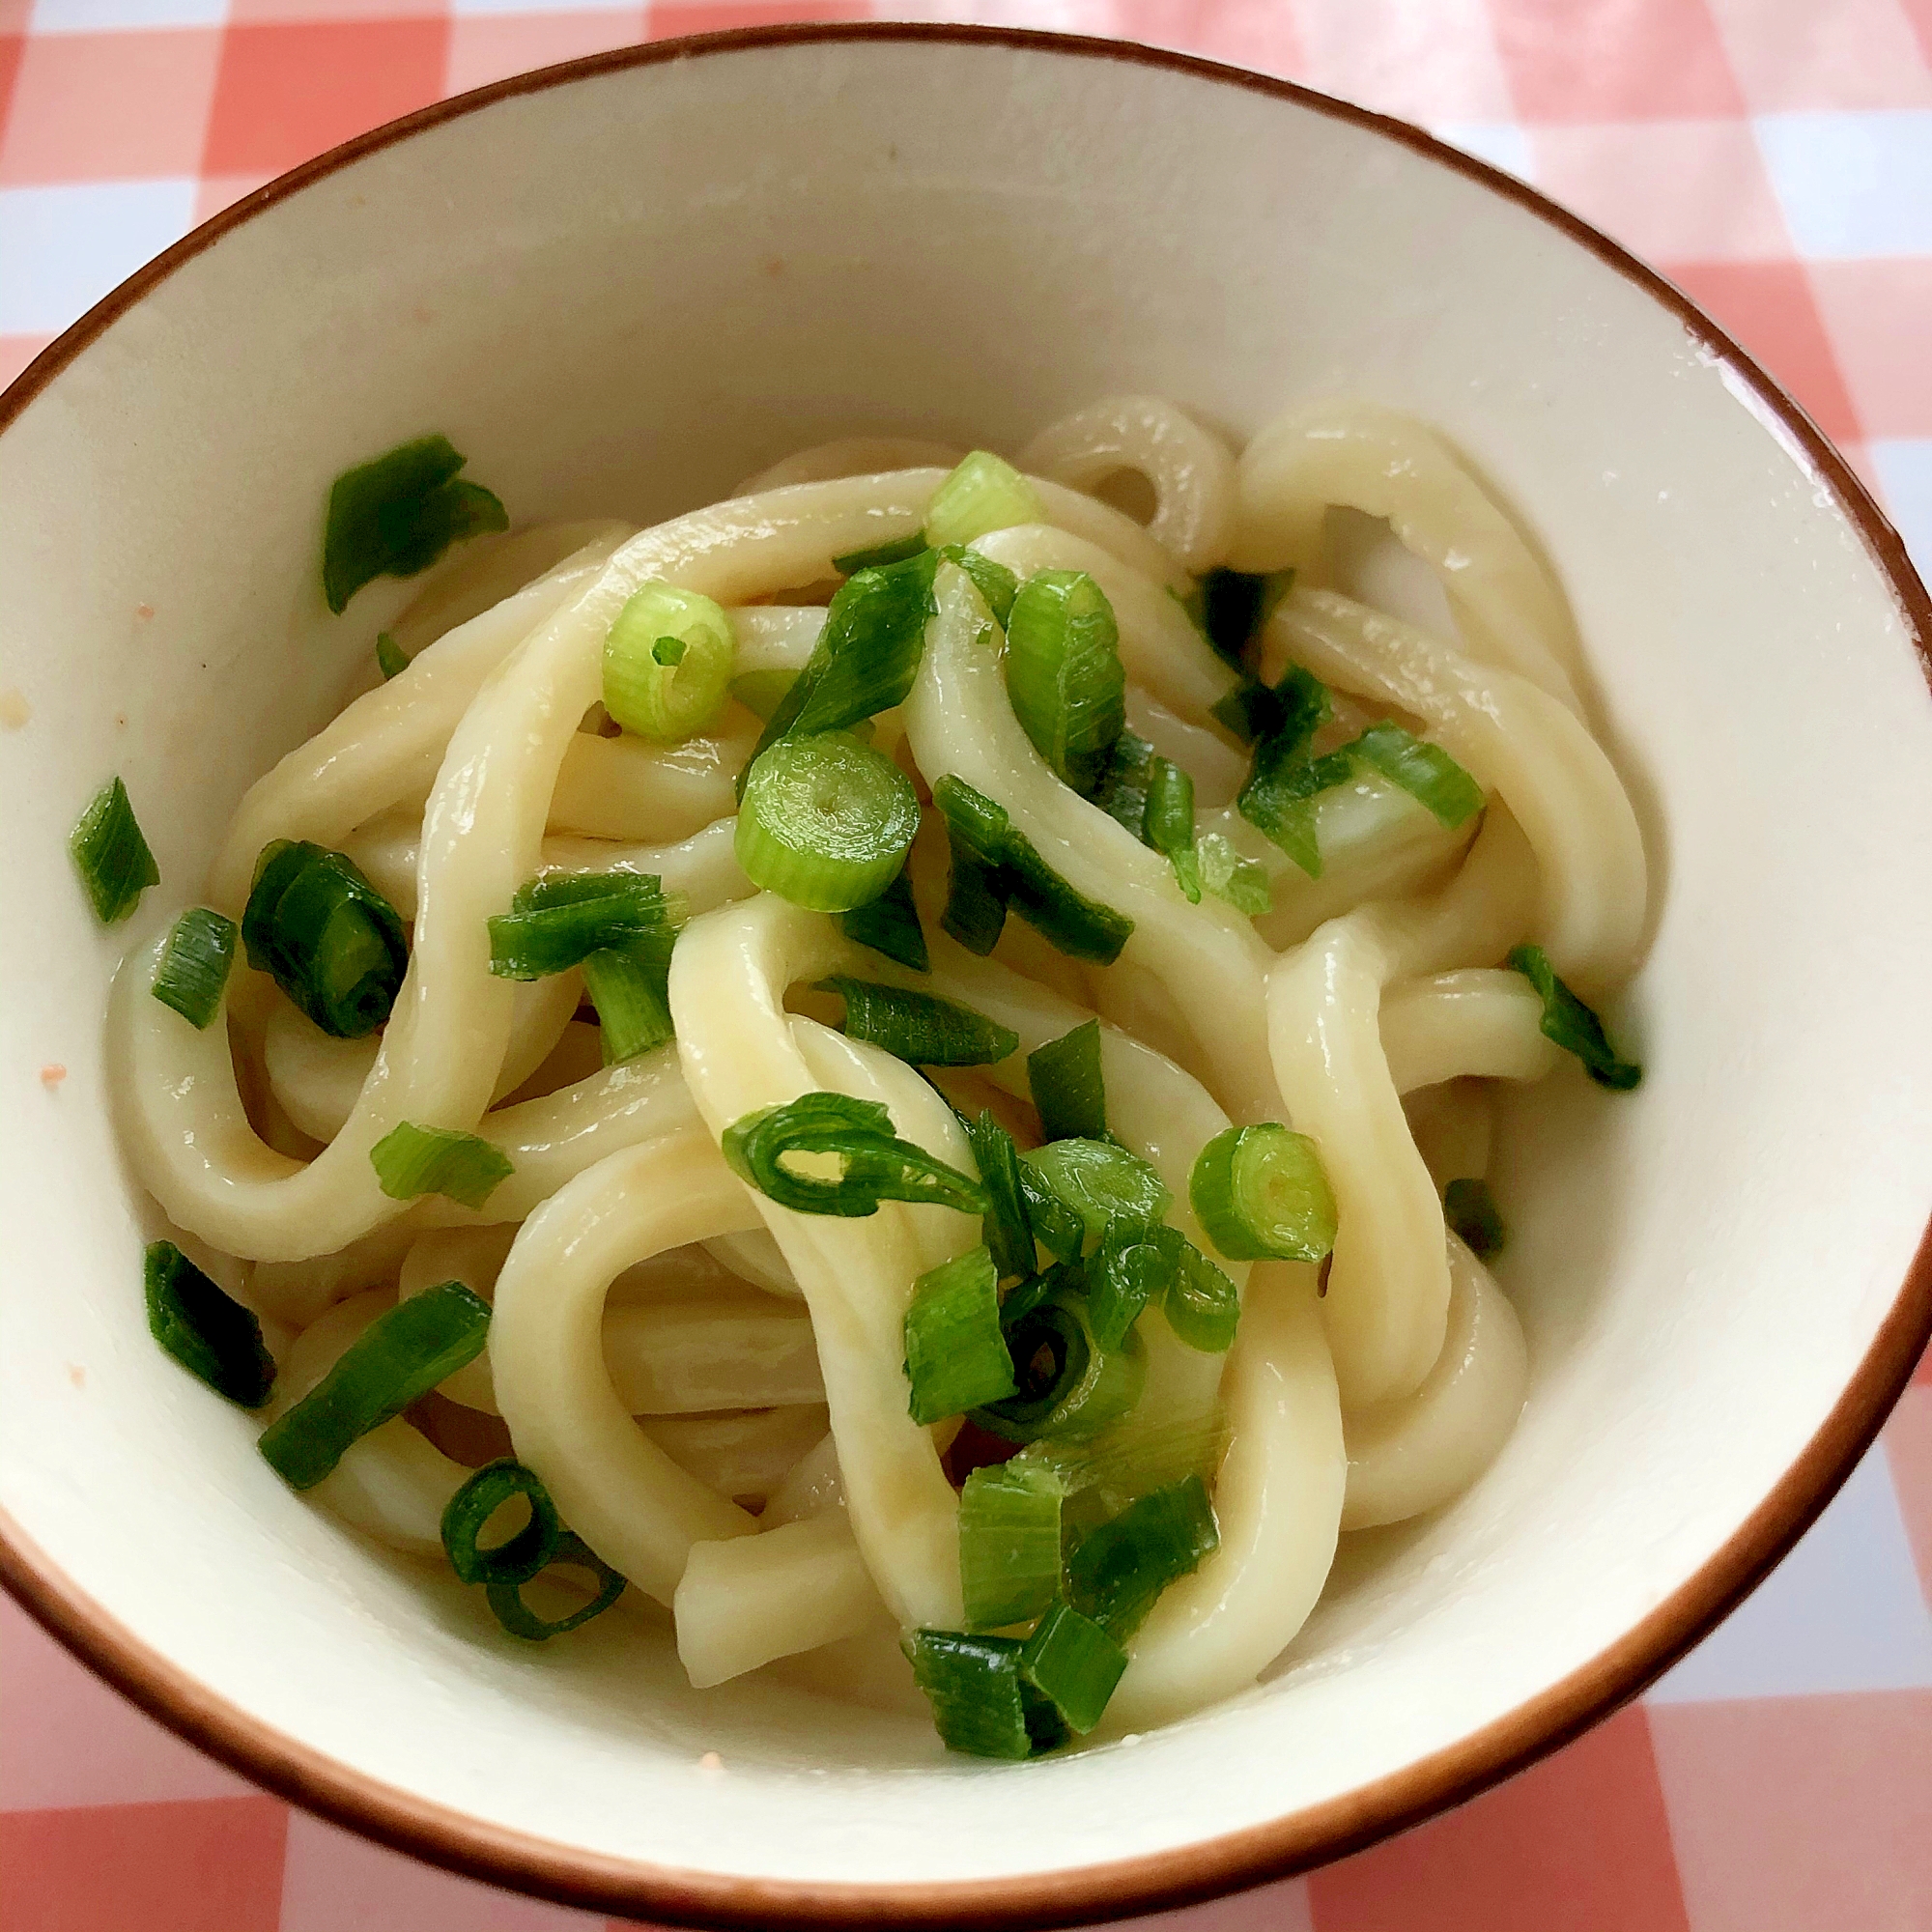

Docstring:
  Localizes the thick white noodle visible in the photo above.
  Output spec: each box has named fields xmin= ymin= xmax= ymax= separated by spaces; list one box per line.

xmin=547 ymin=723 xmax=754 ymax=842
xmin=1379 ymin=970 xmax=1560 ymax=1094
xmin=734 ymin=438 xmax=964 ymax=495
xmin=644 ymin=1406 xmax=830 ymax=1507
xmin=1123 ymin=688 xmax=1248 ymax=807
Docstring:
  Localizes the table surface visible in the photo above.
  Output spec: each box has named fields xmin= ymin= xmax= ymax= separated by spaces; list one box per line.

xmin=3 ymin=2 xmax=1931 ymax=1928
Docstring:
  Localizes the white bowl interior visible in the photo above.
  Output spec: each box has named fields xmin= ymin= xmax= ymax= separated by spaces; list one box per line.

xmin=2 ymin=33 xmax=1929 ymax=1899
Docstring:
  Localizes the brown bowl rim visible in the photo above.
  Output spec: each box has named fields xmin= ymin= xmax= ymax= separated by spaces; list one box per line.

xmin=3 ymin=20 xmax=1929 ymax=1930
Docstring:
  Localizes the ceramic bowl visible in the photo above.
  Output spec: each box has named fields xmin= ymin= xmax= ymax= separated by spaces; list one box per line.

xmin=2 ymin=23 xmax=1928 ymax=1929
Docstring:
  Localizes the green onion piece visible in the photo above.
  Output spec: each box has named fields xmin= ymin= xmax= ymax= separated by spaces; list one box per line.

xmin=1210 ymin=679 xmax=1280 ymax=745
xmin=440 ymin=1458 xmax=562 ymax=1586
xmin=833 ymin=531 xmax=929 ymax=575
xmin=602 ymin=581 xmax=735 ymax=742
xmin=370 ymin=1122 xmax=514 ymax=1209
xmin=1087 ymin=1220 xmax=1178 ymax=1351
xmin=907 ymin=1629 xmax=1032 ymax=1759
xmin=923 ymin=451 xmax=1041 ymax=549
xmin=1092 ymin=730 xmax=1156 ymax=839
xmin=1189 ymin=1123 xmax=1337 ymax=1264
xmin=376 ymin=631 xmax=409 ymax=680
xmin=1215 ymin=659 xmax=1330 ymax=748
xmin=965 ymin=1111 xmax=1037 ymax=1280
xmin=1507 ymin=944 xmax=1642 ymax=1090
xmin=1017 ymin=1168 xmax=1086 ymax=1264
xmin=1163 ymin=1236 xmax=1241 ymax=1352
xmin=938 ymin=545 xmax=1020 ymax=628
xmin=959 ymin=1460 xmax=1065 ymax=1629
xmin=1066 ymin=1474 xmax=1220 ymax=1640
xmin=1027 ymin=1019 xmax=1107 ymax=1144
xmin=836 ymin=866 xmax=929 ymax=973
xmin=1013 ymin=1406 xmax=1231 ymax=1533
xmin=1445 ymin=1177 xmax=1506 ymax=1259
xmin=1198 ymin=832 xmax=1273 ymax=916
xmin=143 ymin=1239 xmax=273 ymax=1408
xmin=1348 ymin=722 xmax=1484 ymax=828
xmin=1004 ymin=568 xmax=1126 ymax=794
xmin=150 ymin=906 xmax=237 ymax=1030
xmin=1020 ymin=1599 xmax=1127 ymax=1735
xmin=1021 ymin=1138 xmax=1171 ymax=1250
xmin=1145 ymin=757 xmax=1201 ymax=901
xmin=903 ymin=1246 xmax=1016 ymax=1425
xmin=581 ymin=946 xmax=674 ymax=1064
xmin=258 ymin=1280 xmax=490 ymax=1489
xmin=488 ymin=869 xmax=681 ymax=981
xmin=724 ymin=1091 xmax=990 ymax=1219
xmin=485 ymin=1531 xmax=626 ymax=1640
xmin=242 ymin=839 xmax=409 ymax=1038
xmin=736 ymin=731 xmax=920 ymax=913
xmin=322 ymin=434 xmax=508 ymax=615
xmin=70 ymin=777 xmax=158 ymax=925
xmin=818 ymin=976 xmax=1018 ymax=1067
xmin=1196 ymin=567 xmax=1295 ymax=669
xmin=729 ymin=668 xmax=797 ymax=722
xmin=1238 ymin=740 xmax=1355 ymax=880
xmin=971 ymin=1273 xmax=1147 ymax=1445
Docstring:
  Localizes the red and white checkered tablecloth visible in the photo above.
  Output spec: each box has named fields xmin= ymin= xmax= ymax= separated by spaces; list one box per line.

xmin=3 ymin=3 xmax=1930 ymax=1927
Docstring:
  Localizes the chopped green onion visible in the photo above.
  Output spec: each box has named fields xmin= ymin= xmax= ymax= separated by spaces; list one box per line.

xmin=258 ymin=1280 xmax=490 ymax=1489
xmin=376 ymin=631 xmax=409 ymax=680
xmin=581 ymin=947 xmax=674 ymax=1064
xmin=923 ymin=451 xmax=1041 ymax=549
xmin=488 ymin=870 xmax=681 ymax=981
xmin=907 ymin=1628 xmax=1032 ymax=1759
xmin=370 ymin=1122 xmax=514 ymax=1209
xmin=602 ymin=580 xmax=735 ymax=742
xmin=729 ymin=668 xmax=797 ymax=722
xmin=1092 ymin=730 xmax=1156 ymax=839
xmin=322 ymin=434 xmax=507 ymax=615
xmin=1021 ymin=1138 xmax=1170 ymax=1250
xmin=971 ymin=1273 xmax=1146 ymax=1445
xmin=1189 ymin=1123 xmax=1337 ymax=1264
xmin=485 ymin=1531 xmax=626 ymax=1640
xmin=818 ymin=976 xmax=1018 ymax=1067
xmin=1195 ymin=567 xmax=1294 ymax=669
xmin=1066 ymin=1474 xmax=1219 ymax=1640
xmin=959 ymin=1461 xmax=1065 ymax=1629
xmin=1017 ymin=1168 xmax=1086 ymax=1264
xmin=965 ymin=1112 xmax=1037 ymax=1280
xmin=242 ymin=839 xmax=409 ymax=1039
xmin=70 ymin=777 xmax=158 ymax=925
xmin=1198 ymin=832 xmax=1272 ymax=916
xmin=1237 ymin=740 xmax=1355 ymax=880
xmin=1210 ymin=680 xmax=1280 ymax=745
xmin=150 ymin=906 xmax=237 ymax=1030
xmin=440 ymin=1458 xmax=561 ymax=1586
xmin=1163 ymin=1236 xmax=1241 ymax=1352
xmin=940 ymin=546 xmax=1020 ymax=628
xmin=837 ymin=866 xmax=929 ymax=973
xmin=1145 ymin=758 xmax=1201 ymax=901
xmin=1445 ymin=1177 xmax=1506 ymax=1259
xmin=833 ymin=532 xmax=929 ymax=575
xmin=1019 ymin=1599 xmax=1126 ymax=1735
xmin=1013 ymin=1407 xmax=1231 ymax=1532
xmin=1027 ymin=1019 xmax=1107 ymax=1144
xmin=1215 ymin=660 xmax=1329 ymax=748
xmin=1004 ymin=568 xmax=1126 ymax=795
xmin=143 ymin=1240 xmax=273 ymax=1408
xmin=1348 ymin=722 xmax=1483 ymax=828
xmin=1087 ymin=1220 xmax=1177 ymax=1351
xmin=903 ymin=1246 xmax=1016 ymax=1425
xmin=724 ymin=1091 xmax=989 ymax=1219
xmin=1507 ymin=945 xmax=1642 ymax=1090
xmin=736 ymin=731 xmax=920 ymax=913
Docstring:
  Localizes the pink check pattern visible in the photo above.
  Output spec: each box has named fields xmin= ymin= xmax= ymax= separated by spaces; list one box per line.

xmin=4 ymin=3 xmax=1931 ymax=1926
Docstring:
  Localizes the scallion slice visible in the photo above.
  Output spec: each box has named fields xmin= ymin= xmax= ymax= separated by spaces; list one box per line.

xmin=1004 ymin=568 xmax=1126 ymax=795
xmin=971 ymin=1273 xmax=1146 ymax=1445
xmin=440 ymin=1458 xmax=562 ymax=1586
xmin=144 ymin=1240 xmax=274 ymax=1408
xmin=376 ymin=631 xmax=409 ymax=680
xmin=836 ymin=866 xmax=930 ymax=974
xmin=1087 ymin=1220 xmax=1177 ymax=1351
xmin=923 ymin=451 xmax=1042 ymax=549
xmin=70 ymin=777 xmax=158 ymax=925
xmin=1163 ymin=1236 xmax=1241 ymax=1352
xmin=907 ymin=1628 xmax=1032 ymax=1759
xmin=370 ymin=1122 xmax=514 ymax=1209
xmin=833 ymin=532 xmax=929 ymax=575
xmin=151 ymin=906 xmax=237 ymax=1030
xmin=488 ymin=870 xmax=681 ymax=981
xmin=485 ymin=1531 xmax=627 ymax=1640
xmin=1017 ymin=1169 xmax=1086 ymax=1264
xmin=1237 ymin=741 xmax=1355 ymax=879
xmin=1198 ymin=832 xmax=1272 ymax=916
xmin=729 ymin=668 xmax=797 ymax=723
xmin=258 ymin=1280 xmax=490 ymax=1489
xmin=1189 ymin=1123 xmax=1337 ymax=1264
xmin=818 ymin=976 xmax=1018 ymax=1067
xmin=940 ymin=545 xmax=1021 ymax=628
xmin=242 ymin=839 xmax=409 ymax=1038
xmin=959 ymin=1460 xmax=1065 ymax=1630
xmin=1019 ymin=1599 xmax=1126 ymax=1735
xmin=1021 ymin=1138 xmax=1170 ymax=1251
xmin=1065 ymin=1474 xmax=1220 ymax=1641
xmin=1092 ymin=730 xmax=1155 ymax=839
xmin=903 ymin=1246 xmax=1016 ymax=1425
xmin=1348 ymin=722 xmax=1484 ymax=828
xmin=1142 ymin=757 xmax=1202 ymax=901
xmin=1027 ymin=1020 xmax=1107 ymax=1144
xmin=602 ymin=580 xmax=735 ymax=741
xmin=965 ymin=1111 xmax=1037 ymax=1280
xmin=724 ymin=1092 xmax=990 ymax=1219
xmin=1508 ymin=944 xmax=1642 ymax=1090
xmin=322 ymin=434 xmax=507 ymax=615
xmin=1218 ymin=660 xmax=1329 ymax=747
xmin=1195 ymin=567 xmax=1294 ymax=669
xmin=736 ymin=731 xmax=921 ymax=912
xmin=581 ymin=946 xmax=675 ymax=1064
xmin=1444 ymin=1177 xmax=1506 ymax=1259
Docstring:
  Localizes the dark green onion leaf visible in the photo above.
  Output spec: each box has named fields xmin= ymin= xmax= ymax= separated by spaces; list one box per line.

xmin=1507 ymin=944 xmax=1641 ymax=1090
xmin=924 ymin=451 xmax=1042 ymax=549
xmin=818 ymin=976 xmax=1018 ymax=1067
xmin=1021 ymin=1138 xmax=1171 ymax=1250
xmin=837 ymin=865 xmax=929 ymax=974
xmin=903 ymin=1246 xmax=1016 ymax=1425
xmin=1020 ymin=1599 xmax=1126 ymax=1735
xmin=737 ymin=731 xmax=921 ymax=913
xmin=1027 ymin=1019 xmax=1107 ymax=1144
xmin=959 ymin=1459 xmax=1065 ymax=1629
xmin=1163 ymin=1237 xmax=1241 ymax=1353
xmin=242 ymin=839 xmax=409 ymax=1038
xmin=488 ymin=870 xmax=681 ymax=980
xmin=1091 ymin=731 xmax=1156 ymax=839
xmin=1216 ymin=660 xmax=1330 ymax=749
xmin=150 ymin=906 xmax=237 ymax=1030
xmin=440 ymin=1458 xmax=561 ymax=1585
xmin=370 ymin=1122 xmax=514 ymax=1208
xmin=1087 ymin=1221 xmax=1177 ymax=1352
xmin=376 ymin=631 xmax=409 ymax=680
xmin=1348 ymin=722 xmax=1483 ymax=828
xmin=322 ymin=434 xmax=508 ymax=615
xmin=724 ymin=1091 xmax=989 ymax=1219
xmin=965 ymin=1112 xmax=1037 ymax=1280
xmin=1195 ymin=567 xmax=1294 ymax=669
xmin=1065 ymin=1473 xmax=1220 ymax=1641
xmin=1004 ymin=568 xmax=1126 ymax=795
xmin=1189 ymin=1122 xmax=1337 ymax=1264
xmin=907 ymin=1628 xmax=1032 ymax=1759
xmin=258 ymin=1280 xmax=490 ymax=1489
xmin=1445 ymin=1177 xmax=1506 ymax=1259
xmin=833 ymin=531 xmax=929 ymax=575
xmin=1017 ymin=1168 xmax=1086 ymax=1264
xmin=1210 ymin=680 xmax=1282 ymax=745
xmin=1237 ymin=740 xmax=1354 ymax=880
xmin=1145 ymin=758 xmax=1201 ymax=902
xmin=581 ymin=946 xmax=674 ymax=1064
xmin=971 ymin=1272 xmax=1146 ymax=1445
xmin=1198 ymin=833 xmax=1273 ymax=916
xmin=143 ymin=1239 xmax=273 ymax=1408
xmin=70 ymin=777 xmax=158 ymax=925
xmin=485 ymin=1531 xmax=626 ymax=1640
xmin=939 ymin=545 xmax=1020 ymax=628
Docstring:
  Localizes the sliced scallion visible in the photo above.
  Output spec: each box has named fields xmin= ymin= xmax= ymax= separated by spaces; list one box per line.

xmin=971 ymin=1273 xmax=1146 ymax=1445
xmin=1145 ymin=757 xmax=1201 ymax=901
xmin=602 ymin=580 xmax=735 ymax=742
xmin=1189 ymin=1123 xmax=1337 ymax=1264
xmin=1019 ymin=1599 xmax=1126 ymax=1735
xmin=1445 ymin=1177 xmax=1506 ymax=1259
xmin=1163 ymin=1236 xmax=1241 ymax=1352
xmin=965 ymin=1111 xmax=1037 ymax=1281
xmin=370 ymin=1122 xmax=514 ymax=1209
xmin=486 ymin=1531 xmax=627 ymax=1640
xmin=487 ymin=870 xmax=681 ymax=981
xmin=1218 ymin=661 xmax=1329 ymax=749
xmin=242 ymin=839 xmax=409 ymax=1039
xmin=144 ymin=1239 xmax=273 ymax=1408
xmin=322 ymin=434 xmax=507 ymax=615
xmin=1021 ymin=1138 xmax=1170 ymax=1250
xmin=581 ymin=946 xmax=674 ymax=1064
xmin=1508 ymin=944 xmax=1641 ymax=1090
xmin=1017 ymin=1169 xmax=1086 ymax=1264
xmin=1237 ymin=741 xmax=1354 ymax=879
xmin=959 ymin=1460 xmax=1065 ymax=1630
xmin=833 ymin=532 xmax=929 ymax=575
xmin=730 ymin=668 xmax=797 ymax=723
xmin=1348 ymin=722 xmax=1483 ymax=828
xmin=1027 ymin=1019 xmax=1106 ymax=1144
xmin=1091 ymin=730 xmax=1155 ymax=839
xmin=1087 ymin=1220 xmax=1177 ymax=1351
xmin=1195 ymin=566 xmax=1294 ymax=670
xmin=1004 ymin=568 xmax=1126 ymax=794
xmin=1065 ymin=1474 xmax=1219 ymax=1641
xmin=818 ymin=976 xmax=1018 ymax=1067
xmin=376 ymin=631 xmax=409 ymax=680
xmin=440 ymin=1458 xmax=562 ymax=1586
xmin=923 ymin=451 xmax=1041 ymax=549
xmin=724 ymin=1092 xmax=989 ymax=1219
xmin=903 ymin=1246 xmax=1016 ymax=1425
xmin=1198 ymin=832 xmax=1272 ymax=916
xmin=941 ymin=545 xmax=1020 ymax=628
xmin=837 ymin=866 xmax=930 ymax=974
xmin=150 ymin=906 xmax=237 ymax=1030
xmin=70 ymin=777 xmax=158 ymax=925
xmin=908 ymin=1628 xmax=1032 ymax=1759
xmin=736 ymin=731 xmax=920 ymax=912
